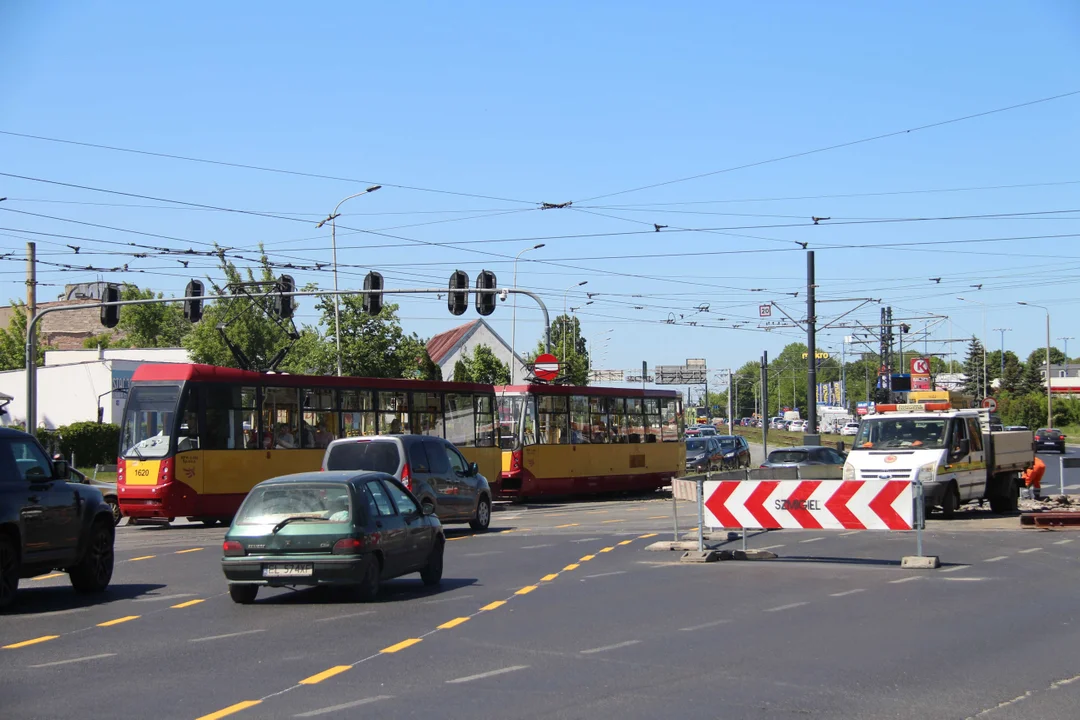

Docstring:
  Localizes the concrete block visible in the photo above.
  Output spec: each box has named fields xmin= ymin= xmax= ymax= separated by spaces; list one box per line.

xmin=901 ymin=555 xmax=941 ymax=569
xmin=733 ymin=549 xmax=778 ymax=561
xmin=646 ymin=541 xmax=699 ymax=552
xmin=680 ymin=550 xmax=723 ymax=563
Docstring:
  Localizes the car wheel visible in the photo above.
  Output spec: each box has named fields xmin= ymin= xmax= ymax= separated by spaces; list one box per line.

xmin=0 ymin=536 xmax=20 ymax=611
xmin=355 ymin=556 xmax=381 ymax=601
xmin=228 ymin=584 xmax=258 ymax=604
xmin=940 ymin=484 xmax=960 ymax=520
xmin=420 ymin=541 xmax=444 ymax=587
xmin=108 ymin=499 xmax=122 ymax=527
xmin=469 ymin=496 xmax=491 ymax=531
xmin=69 ymin=520 xmax=114 ymax=593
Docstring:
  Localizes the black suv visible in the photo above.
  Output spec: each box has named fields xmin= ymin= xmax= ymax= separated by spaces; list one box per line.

xmin=0 ymin=428 xmax=116 ymax=610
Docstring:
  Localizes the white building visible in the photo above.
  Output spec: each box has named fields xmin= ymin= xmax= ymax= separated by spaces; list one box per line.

xmin=0 ymin=347 xmax=189 ymax=429
xmin=426 ymin=319 xmax=528 ymax=383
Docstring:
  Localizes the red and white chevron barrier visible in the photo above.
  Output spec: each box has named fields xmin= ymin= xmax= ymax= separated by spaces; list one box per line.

xmin=703 ymin=480 xmax=913 ymax=531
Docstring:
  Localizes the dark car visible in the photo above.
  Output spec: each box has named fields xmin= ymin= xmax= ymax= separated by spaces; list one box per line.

xmin=685 ymin=437 xmax=722 ymax=473
xmin=1034 ymin=428 xmax=1066 ymax=454
xmin=221 ymin=471 xmax=444 ymax=604
xmin=322 ymin=435 xmax=491 ymax=531
xmin=761 ymin=445 xmax=847 ymax=469
xmin=0 ymin=428 xmax=116 ymax=610
xmin=715 ymin=435 xmax=752 ymax=469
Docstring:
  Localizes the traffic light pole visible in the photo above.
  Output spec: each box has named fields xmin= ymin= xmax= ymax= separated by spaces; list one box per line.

xmin=23 ymin=286 xmax=549 ymax=437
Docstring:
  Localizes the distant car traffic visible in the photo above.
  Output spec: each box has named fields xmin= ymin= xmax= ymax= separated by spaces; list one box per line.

xmin=685 ymin=437 xmax=722 ymax=473
xmin=840 ymin=422 xmax=860 ymax=437
xmin=221 ymin=471 xmax=444 ymax=604
xmin=761 ymin=445 xmax=847 ymax=469
xmin=322 ymin=435 xmax=491 ymax=531
xmin=715 ymin=435 xmax=752 ymax=469
xmin=1005 ymin=426 xmax=1029 ymax=432
xmin=788 ymin=420 xmax=807 ymax=433
xmin=1034 ymin=428 xmax=1066 ymax=454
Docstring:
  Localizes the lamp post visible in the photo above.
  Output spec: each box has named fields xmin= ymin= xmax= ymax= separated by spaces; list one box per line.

xmin=511 ymin=243 xmax=545 ymax=383
xmin=1060 ymin=337 xmax=1074 ymax=398
xmin=1018 ymin=302 xmax=1052 ymax=428
xmin=992 ymin=327 xmax=1011 ymax=380
xmin=957 ymin=296 xmax=988 ymax=399
xmin=317 ymin=185 xmax=382 ymax=376
xmin=563 ymin=281 xmax=587 ymax=362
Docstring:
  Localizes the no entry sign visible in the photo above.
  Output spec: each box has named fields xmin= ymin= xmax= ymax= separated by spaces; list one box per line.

xmin=533 ymin=353 xmax=560 ymax=381
xmin=703 ymin=480 xmax=913 ymax=531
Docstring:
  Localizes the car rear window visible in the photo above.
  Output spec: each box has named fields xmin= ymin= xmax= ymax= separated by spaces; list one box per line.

xmin=235 ymin=483 xmax=352 ymax=526
xmin=325 ymin=441 xmax=401 ymax=473
xmin=768 ymin=450 xmax=808 ymax=464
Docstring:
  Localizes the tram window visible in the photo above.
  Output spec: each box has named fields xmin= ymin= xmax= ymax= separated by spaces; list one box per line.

xmin=570 ymin=395 xmax=590 ymax=444
xmin=523 ymin=396 xmax=538 ymax=445
xmin=590 ymin=396 xmax=609 ymax=444
xmin=608 ymin=398 xmax=628 ymax=444
xmin=661 ymin=398 xmax=679 ymax=442
xmin=497 ymin=395 xmax=522 ymax=449
xmin=341 ymin=389 xmax=376 ymax=438
xmin=176 ymin=388 xmax=200 ymax=452
xmin=263 ymin=387 xmax=301 ymax=449
xmin=302 ymin=388 xmax=336 ymax=449
xmin=475 ymin=395 xmax=496 ymax=447
xmin=446 ymin=393 xmax=475 ymax=447
xmin=626 ymin=398 xmax=644 ymax=443
xmin=378 ymin=391 xmax=410 ymax=435
xmin=538 ymin=395 xmax=568 ymax=444
xmin=411 ymin=392 xmax=444 ymax=438
xmin=644 ymin=397 xmax=660 ymax=443
xmin=202 ymin=385 xmax=257 ymax=450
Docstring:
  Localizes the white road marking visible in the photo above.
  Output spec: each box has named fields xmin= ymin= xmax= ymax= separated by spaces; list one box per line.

xmin=940 ymin=565 xmax=970 ymax=573
xmin=984 ymin=556 xmax=1009 ymax=563
xmin=758 ymin=544 xmax=786 ymax=550
xmin=943 ymin=577 xmax=987 ymax=582
xmin=132 ymin=593 xmax=196 ymax=603
xmin=1018 ymin=548 xmax=1042 ymax=554
xmin=462 ymin=551 xmax=502 ymax=557
xmin=571 ymin=538 xmax=602 ymax=543
xmin=295 ymin=696 xmax=394 ymax=717
xmin=764 ymin=602 xmax=809 ymax=613
xmin=29 ymin=653 xmax=116 ymax=668
xmin=1063 ymin=484 xmax=1080 ymax=491
xmin=445 ymin=665 xmax=529 ymax=684
xmin=582 ymin=571 xmax=627 ymax=580
xmin=315 ymin=611 xmax=375 ymax=623
xmin=189 ymin=629 xmax=266 ymax=643
xmin=679 ymin=619 xmax=731 ymax=632
xmin=520 ymin=544 xmax=555 ymax=549
xmin=1053 ymin=539 xmax=1075 ymax=545
xmin=838 ymin=530 xmax=861 ymax=537
xmin=421 ymin=594 xmax=474 ymax=605
xmin=889 ymin=576 xmax=921 ymax=584
xmin=799 ymin=537 xmax=825 ymax=544
xmin=580 ymin=640 xmax=641 ymax=654
xmin=829 ymin=589 xmax=865 ymax=598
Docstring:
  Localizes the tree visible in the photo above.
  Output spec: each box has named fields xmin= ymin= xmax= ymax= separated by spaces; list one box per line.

xmin=313 ymin=295 xmax=438 ymax=379
xmin=999 ymin=352 xmax=1024 ymax=394
xmin=961 ymin=336 xmax=986 ymax=400
xmin=767 ymin=342 xmax=809 ymax=416
xmin=452 ymin=345 xmax=510 ymax=384
xmin=732 ymin=360 xmax=763 ymax=418
xmin=111 ymin=285 xmax=192 ymax=348
xmin=0 ymin=302 xmax=48 ymax=370
xmin=527 ymin=314 xmax=589 ymax=386
xmin=1019 ymin=357 xmax=1047 ymax=396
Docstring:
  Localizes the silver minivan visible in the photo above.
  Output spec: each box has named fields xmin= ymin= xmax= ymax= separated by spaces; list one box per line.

xmin=321 ymin=435 xmax=491 ymax=531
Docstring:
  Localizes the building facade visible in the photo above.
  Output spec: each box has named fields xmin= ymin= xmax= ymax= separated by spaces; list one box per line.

xmin=426 ymin=319 xmax=528 ymax=382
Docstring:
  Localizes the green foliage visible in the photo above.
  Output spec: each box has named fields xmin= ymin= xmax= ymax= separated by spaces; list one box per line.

xmin=962 ymin=336 xmax=987 ymax=400
xmin=995 ymin=391 xmax=1048 ymax=430
xmin=83 ymin=333 xmax=114 ymax=349
xmin=313 ymin=295 xmax=435 ymax=378
xmin=1026 ymin=346 xmax=1066 ymax=368
xmin=452 ymin=344 xmax=510 ymax=384
xmin=0 ymin=301 xmax=48 ymax=370
xmin=37 ymin=422 xmax=120 ymax=466
xmin=112 ymin=285 xmax=192 ymax=348
xmin=527 ymin=314 xmax=589 ymax=385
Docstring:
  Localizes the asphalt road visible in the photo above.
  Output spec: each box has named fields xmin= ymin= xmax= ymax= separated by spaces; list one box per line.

xmin=2 ymin=495 xmax=1078 ymax=720
xmin=1034 ymin=446 xmax=1080 ymax=496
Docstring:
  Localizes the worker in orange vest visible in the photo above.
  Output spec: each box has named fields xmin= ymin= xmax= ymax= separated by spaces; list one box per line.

xmin=1021 ymin=456 xmax=1045 ymax=499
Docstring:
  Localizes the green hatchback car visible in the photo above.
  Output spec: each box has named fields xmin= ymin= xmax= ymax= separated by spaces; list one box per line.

xmin=221 ymin=471 xmax=445 ymax=604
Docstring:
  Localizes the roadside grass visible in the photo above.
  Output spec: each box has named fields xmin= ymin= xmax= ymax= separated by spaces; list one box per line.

xmin=78 ymin=467 xmax=117 ymax=482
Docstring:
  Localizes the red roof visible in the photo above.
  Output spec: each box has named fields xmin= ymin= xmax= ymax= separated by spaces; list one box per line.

xmin=426 ymin=320 xmax=480 ymax=365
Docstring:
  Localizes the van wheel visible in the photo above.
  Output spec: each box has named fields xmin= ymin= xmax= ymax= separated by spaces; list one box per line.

xmin=70 ymin=520 xmax=114 ymax=593
xmin=470 ymin=496 xmax=491 ymax=531
xmin=228 ymin=584 xmax=258 ymax=604
xmin=940 ymin=485 xmax=959 ymax=519
xmin=0 ymin=536 xmax=20 ymax=610
xmin=990 ymin=477 xmax=1019 ymax=514
xmin=420 ymin=541 xmax=444 ymax=586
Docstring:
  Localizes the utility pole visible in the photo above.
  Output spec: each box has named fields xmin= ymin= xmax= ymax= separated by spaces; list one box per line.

xmin=26 ymin=242 xmax=37 ymax=319
xmin=761 ymin=351 xmax=769 ymax=457
xmin=727 ymin=369 xmax=734 ymax=436
xmin=806 ymin=251 xmax=819 ymax=442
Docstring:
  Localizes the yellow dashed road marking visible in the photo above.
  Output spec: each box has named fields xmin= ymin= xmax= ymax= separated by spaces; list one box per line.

xmin=480 ymin=600 xmax=506 ymax=611
xmin=195 ymin=700 xmax=262 ymax=720
xmin=175 ymin=547 xmax=204 ymax=554
xmin=617 ymin=540 xmax=633 ymax=546
xmin=98 ymin=615 xmax=140 ymax=627
xmin=515 ymin=585 xmax=537 ymax=595
xmin=299 ymin=665 xmax=351 ymax=684
xmin=579 ymin=555 xmax=595 ymax=562
xmin=540 ymin=573 xmax=559 ymax=582
xmin=31 ymin=573 xmax=64 ymax=581
xmin=381 ymin=638 xmax=422 ymax=653
xmin=601 ymin=519 xmax=625 ymax=524
xmin=638 ymin=533 xmax=658 ymax=539
xmin=599 ymin=547 xmax=614 ymax=553
xmin=129 ymin=555 xmax=155 ymax=561
xmin=555 ymin=523 xmax=579 ymax=529
xmin=438 ymin=617 xmax=470 ymax=630
xmin=563 ymin=563 xmax=580 ymax=571
xmin=171 ymin=599 xmax=204 ymax=609
xmin=3 ymin=635 xmax=59 ymax=650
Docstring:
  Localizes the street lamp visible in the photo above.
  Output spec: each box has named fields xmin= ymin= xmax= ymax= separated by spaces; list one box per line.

xmin=1060 ymin=337 xmax=1075 ymax=397
xmin=510 ymin=243 xmax=545 ymax=383
xmin=1018 ymin=302 xmax=1052 ymax=428
xmin=317 ymin=185 xmax=382 ymax=376
xmin=563 ymin=281 xmax=587 ymax=361
xmin=992 ymin=327 xmax=1011 ymax=380
xmin=956 ymin=296 xmax=988 ymax=399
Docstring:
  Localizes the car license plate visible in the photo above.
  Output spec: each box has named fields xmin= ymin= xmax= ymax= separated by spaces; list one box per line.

xmin=263 ymin=563 xmax=313 ymax=578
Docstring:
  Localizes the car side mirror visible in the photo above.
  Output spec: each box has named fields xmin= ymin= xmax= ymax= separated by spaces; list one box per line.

xmin=421 ymin=503 xmax=435 ymax=516
xmin=52 ymin=459 xmax=70 ymax=480
xmin=469 ymin=462 xmax=479 ymax=476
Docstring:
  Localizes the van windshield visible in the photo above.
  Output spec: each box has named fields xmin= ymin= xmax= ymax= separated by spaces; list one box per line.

xmin=853 ymin=418 xmax=948 ymax=450
xmin=325 ymin=441 xmax=401 ymax=474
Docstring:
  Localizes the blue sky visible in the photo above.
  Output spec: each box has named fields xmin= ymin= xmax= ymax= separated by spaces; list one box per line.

xmin=2 ymin=1 xmax=1079 ymax=383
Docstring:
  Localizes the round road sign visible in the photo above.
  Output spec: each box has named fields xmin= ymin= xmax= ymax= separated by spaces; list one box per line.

xmin=533 ymin=353 xmax=560 ymax=382
xmin=982 ymin=397 xmax=997 ymax=411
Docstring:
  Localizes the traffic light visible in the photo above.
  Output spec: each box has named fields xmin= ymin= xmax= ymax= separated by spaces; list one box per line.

xmin=183 ymin=279 xmax=204 ymax=323
xmin=363 ymin=271 xmax=384 ymax=316
xmin=475 ymin=270 xmax=497 ymax=316
xmin=448 ymin=270 xmax=469 ymax=316
xmin=100 ymin=283 xmax=121 ymax=328
xmin=274 ymin=275 xmax=295 ymax=319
